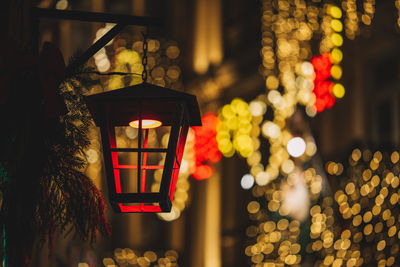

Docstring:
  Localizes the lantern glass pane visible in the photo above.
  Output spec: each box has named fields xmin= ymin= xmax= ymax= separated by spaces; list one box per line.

xmin=115 ymin=126 xmax=139 ymax=147
xmin=138 ymin=126 xmax=171 ymax=149
xmin=114 ymin=152 xmax=166 ymax=193
xmin=110 ymin=124 xmax=169 ymax=194
xmin=119 ymin=169 xmax=138 ymax=193
xmin=113 ymin=126 xmax=172 ymax=149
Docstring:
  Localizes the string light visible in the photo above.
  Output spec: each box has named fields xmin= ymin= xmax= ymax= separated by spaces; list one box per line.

xmin=81 ymin=248 xmax=181 ymax=267
xmin=325 ymin=148 xmax=400 ymax=265
xmin=217 ymin=98 xmax=254 ymax=158
xmin=236 ymin=1 xmax=399 ymax=266
xmin=312 ymin=53 xmax=335 ymax=113
xmin=241 ymin=2 xmax=379 ymax=265
xmin=316 ymin=4 xmax=346 ymax=112
xmin=246 ymin=167 xmax=325 ymax=265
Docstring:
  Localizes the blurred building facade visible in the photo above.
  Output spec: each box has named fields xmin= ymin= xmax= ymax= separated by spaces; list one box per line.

xmin=32 ymin=0 xmax=400 ymax=266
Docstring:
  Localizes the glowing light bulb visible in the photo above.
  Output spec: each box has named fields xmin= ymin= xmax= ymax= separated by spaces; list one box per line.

xmin=129 ymin=119 xmax=162 ymax=129
xmin=287 ymin=137 xmax=306 ymax=158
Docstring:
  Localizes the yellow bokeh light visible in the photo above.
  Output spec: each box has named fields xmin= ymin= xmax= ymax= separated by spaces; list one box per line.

xmin=330 ymin=19 xmax=343 ymax=32
xmin=363 ymin=224 xmax=373 ymax=235
xmin=391 ymin=151 xmax=400 ymax=163
xmin=331 ymin=33 xmax=343 ymax=47
xmin=222 ymin=105 xmax=235 ymax=119
xmin=328 ymin=5 xmax=342 ymax=19
xmin=332 ymin=83 xmax=345 ymax=98
xmin=281 ymin=159 xmax=295 ymax=174
xmin=377 ymin=240 xmax=386 ymax=251
xmin=305 ymin=141 xmax=317 ymax=156
xmin=266 ymin=75 xmax=279 ymax=90
xmin=331 ymin=65 xmax=342 ymax=79
xmin=247 ymin=201 xmax=260 ymax=214
xmin=305 ymin=105 xmax=317 ymax=117
xmin=331 ymin=48 xmax=343 ymax=63
xmin=231 ymin=98 xmax=249 ymax=114
xmin=217 ymin=98 xmax=256 ymax=159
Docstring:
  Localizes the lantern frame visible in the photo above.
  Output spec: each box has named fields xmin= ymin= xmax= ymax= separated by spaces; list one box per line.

xmin=86 ymin=83 xmax=201 ymax=212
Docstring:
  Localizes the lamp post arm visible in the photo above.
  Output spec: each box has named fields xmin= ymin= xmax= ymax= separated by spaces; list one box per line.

xmin=66 ymin=23 xmax=125 ymax=76
xmin=34 ymin=7 xmax=163 ymax=75
xmin=34 ymin=8 xmax=162 ymax=25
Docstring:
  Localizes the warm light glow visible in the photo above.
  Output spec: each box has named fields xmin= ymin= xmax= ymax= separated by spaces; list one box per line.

xmin=331 ymin=33 xmax=343 ymax=47
xmin=332 ymin=83 xmax=345 ymax=98
xmin=328 ymin=5 xmax=342 ymax=19
xmin=241 ymin=174 xmax=254 ymax=190
xmin=331 ymin=65 xmax=342 ymax=79
xmin=193 ymin=113 xmax=222 ymax=180
xmin=311 ymin=53 xmax=336 ymax=112
xmin=249 ymin=100 xmax=267 ymax=116
xmin=193 ymin=165 xmax=213 ymax=180
xmin=287 ymin=137 xmax=306 ymax=158
xmin=266 ymin=75 xmax=279 ymax=90
xmin=330 ymin=48 xmax=343 ymax=63
xmin=217 ymin=98 xmax=254 ymax=158
xmin=281 ymin=172 xmax=310 ymax=221
xmin=255 ymin=171 xmax=269 ymax=186
xmin=129 ymin=119 xmax=162 ymax=129
xmin=330 ymin=19 xmax=343 ymax=32
xmin=301 ymin=61 xmax=314 ymax=76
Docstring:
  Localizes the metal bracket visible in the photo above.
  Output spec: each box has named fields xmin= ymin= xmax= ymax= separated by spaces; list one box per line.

xmin=34 ymin=8 xmax=162 ymax=74
xmin=66 ymin=23 xmax=125 ymax=75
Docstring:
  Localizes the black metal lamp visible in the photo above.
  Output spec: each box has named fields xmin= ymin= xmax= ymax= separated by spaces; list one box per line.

xmin=86 ymin=83 xmax=201 ymax=212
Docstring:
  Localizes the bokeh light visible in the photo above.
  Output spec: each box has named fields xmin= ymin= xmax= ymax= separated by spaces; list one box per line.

xmin=287 ymin=137 xmax=306 ymax=158
xmin=241 ymin=174 xmax=255 ymax=190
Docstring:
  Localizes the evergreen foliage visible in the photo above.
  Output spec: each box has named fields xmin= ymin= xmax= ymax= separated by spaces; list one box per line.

xmin=0 ymin=56 xmax=111 ymax=266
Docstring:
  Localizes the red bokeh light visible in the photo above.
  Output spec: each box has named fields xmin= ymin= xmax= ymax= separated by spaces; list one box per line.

xmin=192 ymin=113 xmax=222 ymax=180
xmin=311 ymin=53 xmax=336 ymax=113
xmin=192 ymin=165 xmax=213 ymax=180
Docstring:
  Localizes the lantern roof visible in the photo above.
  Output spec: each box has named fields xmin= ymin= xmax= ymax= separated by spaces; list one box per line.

xmin=86 ymin=82 xmax=202 ymax=126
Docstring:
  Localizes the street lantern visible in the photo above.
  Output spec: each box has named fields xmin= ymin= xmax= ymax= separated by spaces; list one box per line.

xmin=86 ymin=83 xmax=201 ymax=212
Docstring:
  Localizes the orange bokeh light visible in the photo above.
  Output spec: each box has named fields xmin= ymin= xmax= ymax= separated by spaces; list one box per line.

xmin=129 ymin=119 xmax=162 ymax=129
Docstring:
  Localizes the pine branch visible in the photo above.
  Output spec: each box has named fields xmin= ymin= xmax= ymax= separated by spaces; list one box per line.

xmin=35 ymin=66 xmax=111 ymax=251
